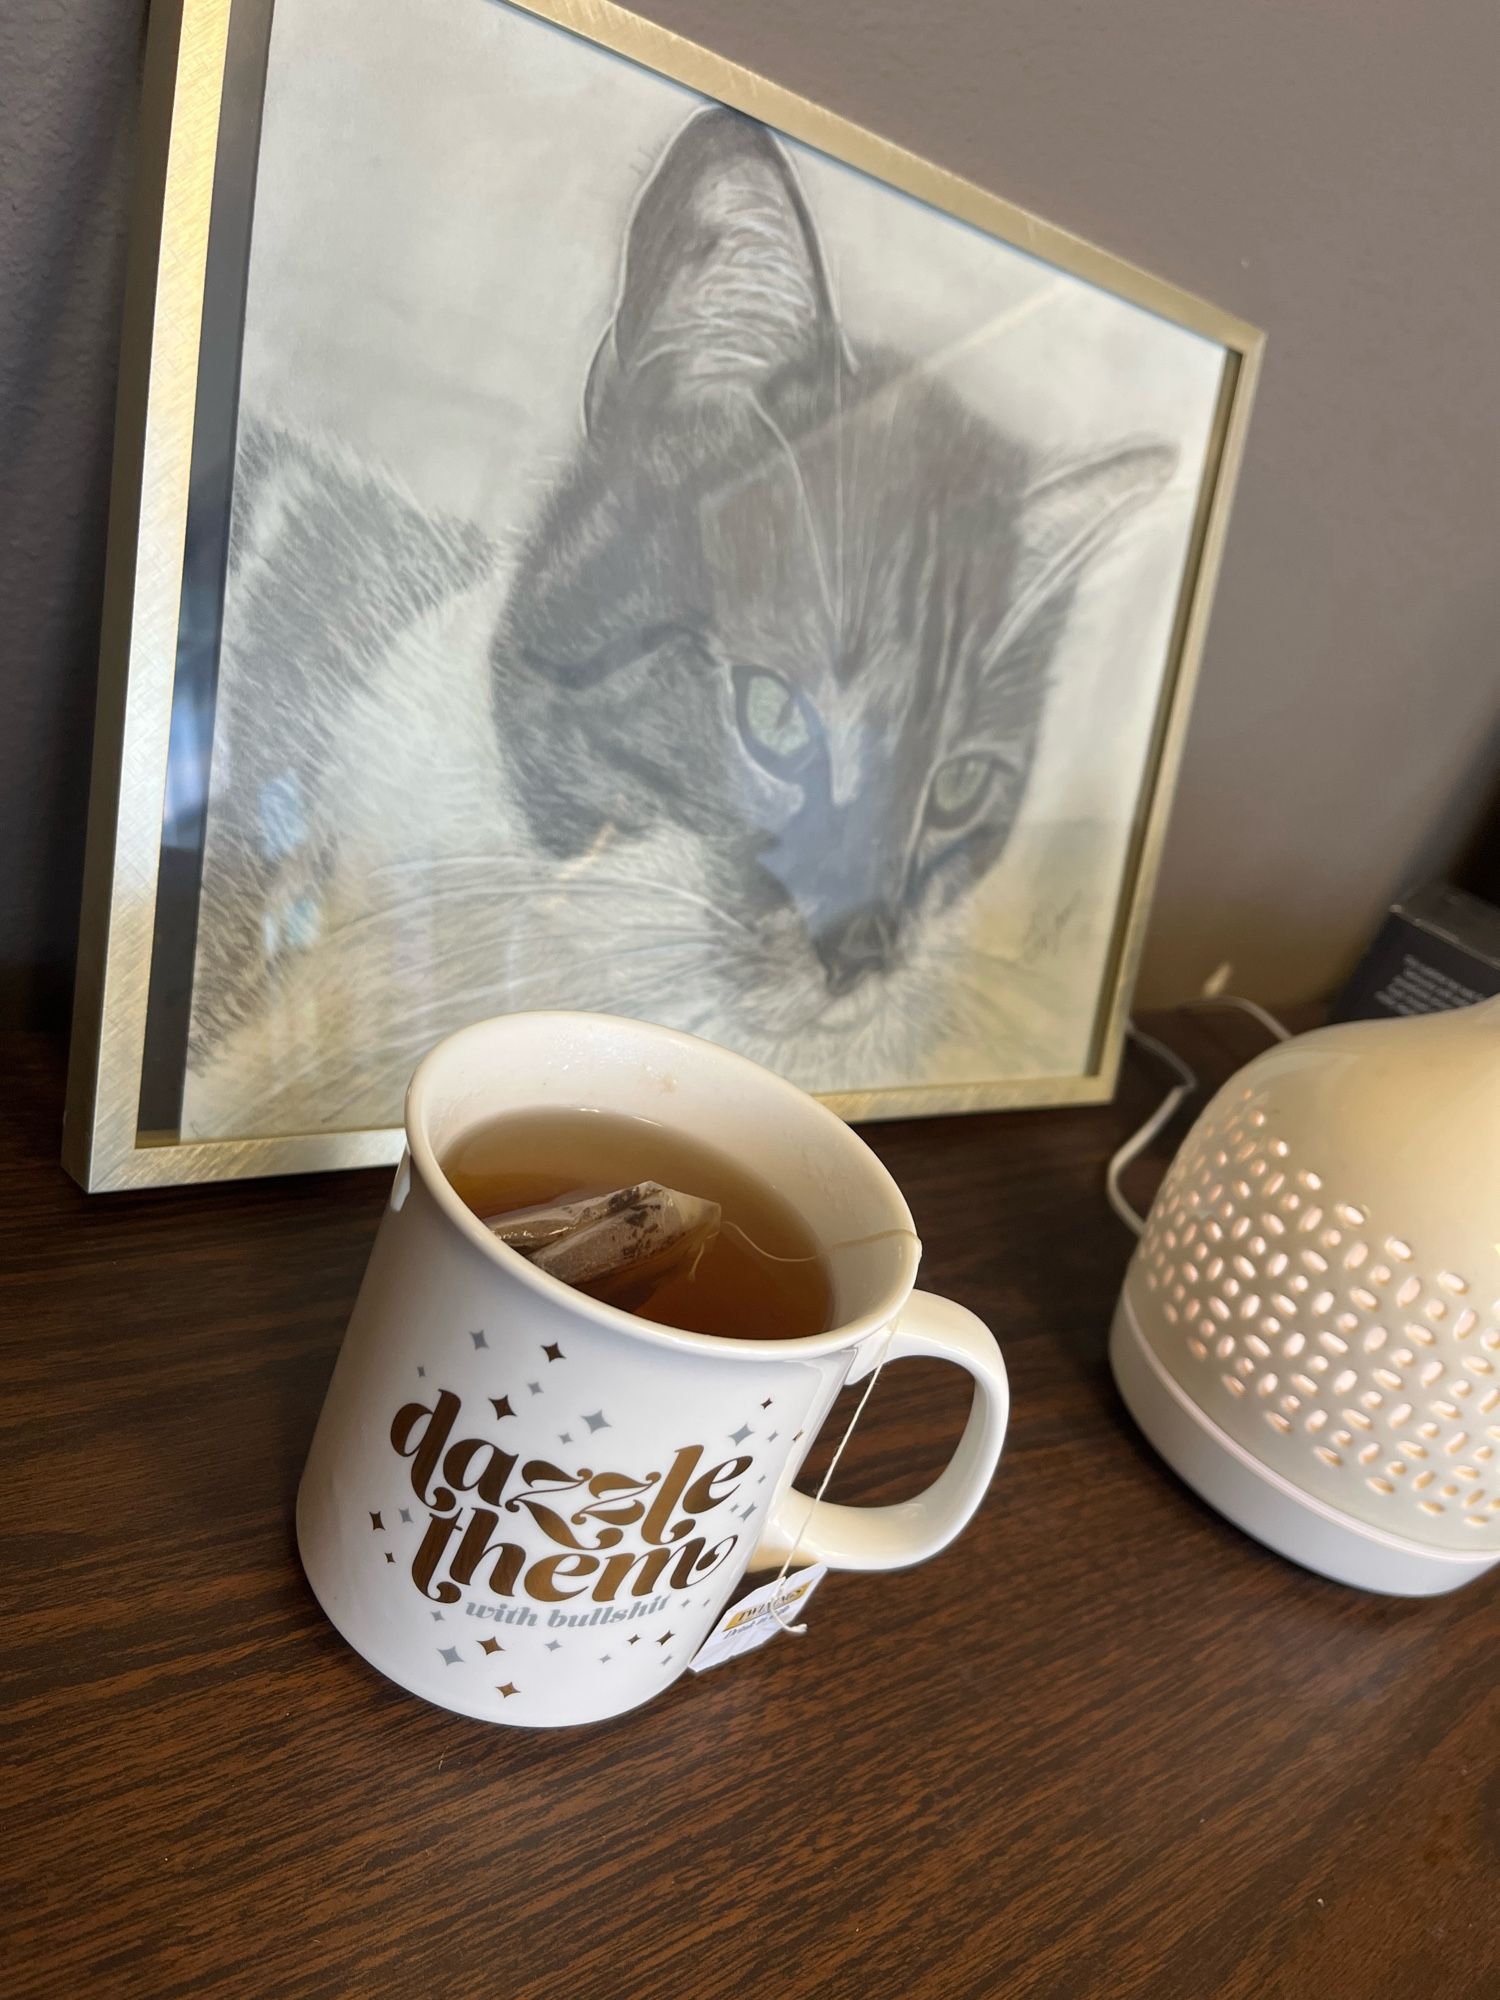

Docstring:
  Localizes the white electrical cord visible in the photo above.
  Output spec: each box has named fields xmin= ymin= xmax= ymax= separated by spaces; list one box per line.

xmin=1106 ymin=1028 xmax=1199 ymax=1235
xmin=1184 ymin=993 xmax=1293 ymax=1044
xmin=1106 ymin=982 xmax=1293 ymax=1236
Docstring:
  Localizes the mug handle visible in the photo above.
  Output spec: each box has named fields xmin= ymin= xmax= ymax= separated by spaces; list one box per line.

xmin=749 ymin=1292 xmax=1009 ymax=1572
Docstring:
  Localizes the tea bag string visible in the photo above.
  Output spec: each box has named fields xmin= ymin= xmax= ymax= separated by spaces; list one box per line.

xmin=766 ymin=1322 xmax=896 ymax=1634
xmin=720 ymin=1219 xmax=917 ymax=1632
xmin=725 ymin=1220 xmax=915 ymax=1630
xmin=718 ymin=1221 xmax=918 ymax=1263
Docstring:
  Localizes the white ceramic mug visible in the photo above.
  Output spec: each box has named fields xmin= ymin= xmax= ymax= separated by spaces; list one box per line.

xmin=297 ymin=1013 xmax=1009 ymax=1727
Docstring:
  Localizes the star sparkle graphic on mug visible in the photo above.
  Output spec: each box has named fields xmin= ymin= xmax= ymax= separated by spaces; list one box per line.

xmin=366 ymin=1329 xmax=892 ymax=1713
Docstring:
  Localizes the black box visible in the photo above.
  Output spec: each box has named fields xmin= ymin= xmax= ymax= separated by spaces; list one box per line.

xmin=1332 ymin=881 xmax=1500 ymax=1022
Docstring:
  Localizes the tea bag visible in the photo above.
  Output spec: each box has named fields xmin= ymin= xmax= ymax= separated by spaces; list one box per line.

xmin=485 ymin=1182 xmax=722 ymax=1310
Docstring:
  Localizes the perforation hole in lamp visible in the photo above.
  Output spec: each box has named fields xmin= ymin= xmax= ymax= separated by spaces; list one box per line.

xmin=1110 ymin=997 xmax=1500 ymax=1595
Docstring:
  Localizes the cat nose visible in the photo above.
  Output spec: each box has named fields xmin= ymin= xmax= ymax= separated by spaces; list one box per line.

xmin=815 ymin=905 xmax=900 ymax=995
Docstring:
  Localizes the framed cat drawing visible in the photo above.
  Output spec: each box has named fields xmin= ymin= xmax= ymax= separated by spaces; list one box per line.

xmin=65 ymin=0 xmax=1262 ymax=1189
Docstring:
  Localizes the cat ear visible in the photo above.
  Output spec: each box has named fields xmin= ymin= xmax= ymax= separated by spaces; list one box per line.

xmin=1000 ymin=441 xmax=1178 ymax=648
xmin=585 ymin=106 xmax=839 ymax=431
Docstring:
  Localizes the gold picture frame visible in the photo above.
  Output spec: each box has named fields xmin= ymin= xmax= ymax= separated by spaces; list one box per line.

xmin=65 ymin=0 xmax=1262 ymax=1191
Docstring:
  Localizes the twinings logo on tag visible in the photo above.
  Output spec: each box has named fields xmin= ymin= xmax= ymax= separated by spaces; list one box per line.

xmin=688 ymin=1565 xmax=828 ymax=1673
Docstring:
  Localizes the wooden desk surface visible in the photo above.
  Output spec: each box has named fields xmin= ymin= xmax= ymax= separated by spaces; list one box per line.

xmin=2 ymin=1020 xmax=1495 ymax=1999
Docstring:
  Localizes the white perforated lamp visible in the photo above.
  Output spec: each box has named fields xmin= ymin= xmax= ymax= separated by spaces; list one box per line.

xmin=1111 ymin=998 xmax=1500 ymax=1595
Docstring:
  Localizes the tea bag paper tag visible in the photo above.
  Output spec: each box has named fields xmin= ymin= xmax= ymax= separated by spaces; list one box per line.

xmin=687 ymin=1565 xmax=828 ymax=1674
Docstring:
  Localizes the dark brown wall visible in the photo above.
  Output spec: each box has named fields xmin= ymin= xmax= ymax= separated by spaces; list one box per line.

xmin=3 ymin=0 xmax=1497 ymax=1028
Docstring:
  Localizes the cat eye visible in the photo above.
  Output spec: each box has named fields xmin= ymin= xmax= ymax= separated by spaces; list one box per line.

xmin=733 ymin=666 xmax=819 ymax=776
xmin=927 ymin=753 xmax=998 ymax=829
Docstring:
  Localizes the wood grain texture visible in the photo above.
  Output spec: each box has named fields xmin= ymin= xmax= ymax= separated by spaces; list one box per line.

xmin=2 ymin=1016 xmax=1496 ymax=1999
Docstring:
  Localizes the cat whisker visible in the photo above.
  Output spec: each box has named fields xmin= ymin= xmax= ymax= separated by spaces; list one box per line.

xmin=547 ymin=875 xmax=757 ymax=927
xmin=747 ymin=390 xmax=838 ymax=640
xmin=368 ymin=856 xmax=527 ymax=876
xmin=300 ymin=899 xmax=719 ymax=974
xmin=832 ymin=266 xmax=846 ymax=634
xmin=366 ymin=859 xmax=758 ymax=936
xmin=849 ymin=370 xmax=905 ymax=648
xmin=282 ymin=938 xmax=735 ymax=1123
xmin=382 ymin=933 xmax=729 ymax=1013
xmin=914 ymin=945 xmax=1035 ymax=972
xmin=493 ymin=935 xmax=729 ymax=985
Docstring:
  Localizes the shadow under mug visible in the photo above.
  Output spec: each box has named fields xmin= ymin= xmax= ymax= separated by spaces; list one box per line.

xmin=296 ymin=1012 xmax=1009 ymax=1727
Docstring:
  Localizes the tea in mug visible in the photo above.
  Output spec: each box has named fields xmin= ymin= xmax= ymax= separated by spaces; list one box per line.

xmin=443 ymin=1109 xmax=832 ymax=1341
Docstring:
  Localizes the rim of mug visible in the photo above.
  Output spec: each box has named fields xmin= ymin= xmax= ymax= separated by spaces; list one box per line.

xmin=404 ymin=1011 xmax=923 ymax=1357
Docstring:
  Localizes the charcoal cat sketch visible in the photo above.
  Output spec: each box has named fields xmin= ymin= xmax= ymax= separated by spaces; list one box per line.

xmin=182 ymin=1 xmax=1221 ymax=1141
